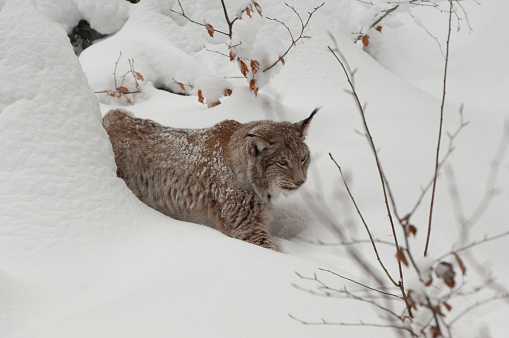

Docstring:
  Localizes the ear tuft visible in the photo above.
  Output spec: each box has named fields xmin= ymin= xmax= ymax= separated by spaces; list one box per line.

xmin=245 ymin=133 xmax=270 ymax=156
xmin=293 ymin=107 xmax=320 ymax=139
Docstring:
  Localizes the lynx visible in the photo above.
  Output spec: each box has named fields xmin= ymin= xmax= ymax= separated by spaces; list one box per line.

xmin=103 ymin=108 xmax=318 ymax=251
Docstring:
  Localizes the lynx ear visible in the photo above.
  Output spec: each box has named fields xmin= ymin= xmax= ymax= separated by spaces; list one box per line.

xmin=245 ymin=133 xmax=270 ymax=156
xmin=293 ymin=107 xmax=320 ymax=139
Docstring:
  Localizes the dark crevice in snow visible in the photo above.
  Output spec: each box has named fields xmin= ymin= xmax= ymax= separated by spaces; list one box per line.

xmin=68 ymin=20 xmax=109 ymax=56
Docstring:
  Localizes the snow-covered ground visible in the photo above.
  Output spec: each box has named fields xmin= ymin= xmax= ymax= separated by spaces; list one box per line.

xmin=1 ymin=0 xmax=508 ymax=337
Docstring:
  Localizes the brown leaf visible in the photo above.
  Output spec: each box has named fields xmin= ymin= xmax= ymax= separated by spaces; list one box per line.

xmin=433 ymin=304 xmax=445 ymax=317
xmin=396 ymin=248 xmax=409 ymax=267
xmin=280 ymin=56 xmax=285 ymax=65
xmin=134 ymin=71 xmax=144 ymax=81
xmin=362 ymin=34 xmax=370 ymax=47
xmin=249 ymin=79 xmax=258 ymax=97
xmin=249 ymin=79 xmax=256 ymax=92
xmin=224 ymin=88 xmax=232 ymax=96
xmin=208 ymin=101 xmax=221 ymax=108
xmin=406 ymin=290 xmax=419 ymax=310
xmin=253 ymin=1 xmax=262 ymax=16
xmin=376 ymin=25 xmax=383 ymax=32
xmin=430 ymin=326 xmax=441 ymax=338
xmin=116 ymin=86 xmax=129 ymax=93
xmin=250 ymin=60 xmax=260 ymax=75
xmin=197 ymin=90 xmax=204 ymax=104
xmin=229 ymin=50 xmax=236 ymax=61
xmin=246 ymin=7 xmax=251 ymax=18
xmin=443 ymin=302 xmax=452 ymax=312
xmin=405 ymin=224 xmax=417 ymax=237
xmin=106 ymin=90 xmax=116 ymax=98
xmin=436 ymin=262 xmax=456 ymax=288
xmin=239 ymin=60 xmax=249 ymax=77
xmin=205 ymin=23 xmax=214 ymax=37
xmin=453 ymin=253 xmax=467 ymax=275
xmin=178 ymin=83 xmax=186 ymax=92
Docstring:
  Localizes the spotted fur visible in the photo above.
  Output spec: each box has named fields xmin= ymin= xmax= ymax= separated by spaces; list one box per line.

xmin=103 ymin=108 xmax=318 ymax=250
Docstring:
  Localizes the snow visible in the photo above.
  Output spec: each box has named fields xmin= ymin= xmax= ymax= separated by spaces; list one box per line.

xmin=1 ymin=0 xmax=508 ymax=337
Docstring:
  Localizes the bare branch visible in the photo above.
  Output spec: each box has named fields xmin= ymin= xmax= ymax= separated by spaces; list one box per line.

xmin=448 ymin=293 xmax=509 ymax=326
xmin=319 ymin=268 xmax=402 ymax=299
xmin=329 ymin=154 xmax=398 ymax=287
xmin=424 ymin=0 xmax=454 ymax=257
xmin=171 ymin=0 xmax=230 ymax=37
xmin=263 ymin=2 xmax=324 ymax=72
xmin=327 ymin=41 xmax=404 ymax=291
xmin=288 ymin=314 xmax=418 ymax=337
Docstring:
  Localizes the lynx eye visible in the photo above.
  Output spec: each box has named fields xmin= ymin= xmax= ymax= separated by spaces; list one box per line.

xmin=276 ymin=160 xmax=289 ymax=168
xmin=301 ymin=156 xmax=308 ymax=164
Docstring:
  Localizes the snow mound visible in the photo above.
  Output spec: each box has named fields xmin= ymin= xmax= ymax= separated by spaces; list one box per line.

xmin=0 ymin=2 xmax=362 ymax=337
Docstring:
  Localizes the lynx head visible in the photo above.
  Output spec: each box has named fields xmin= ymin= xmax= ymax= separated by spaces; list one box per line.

xmin=244 ymin=108 xmax=319 ymax=199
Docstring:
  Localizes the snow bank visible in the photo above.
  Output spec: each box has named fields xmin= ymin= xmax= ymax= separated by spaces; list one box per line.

xmin=1 ymin=0 xmax=508 ymax=337
xmin=0 ymin=2 xmax=376 ymax=337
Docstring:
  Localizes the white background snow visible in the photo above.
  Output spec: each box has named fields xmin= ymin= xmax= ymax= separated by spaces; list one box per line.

xmin=1 ymin=0 xmax=508 ymax=337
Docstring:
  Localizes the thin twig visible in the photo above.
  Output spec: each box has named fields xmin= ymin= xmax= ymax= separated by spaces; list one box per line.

xmin=171 ymin=0 xmax=230 ymax=37
xmin=329 ymin=154 xmax=398 ymax=287
xmin=437 ymin=230 xmax=509 ymax=261
xmin=370 ymin=5 xmax=399 ymax=29
xmin=424 ymin=0 xmax=454 ymax=257
xmin=296 ymin=236 xmax=396 ymax=248
xmin=288 ymin=314 xmax=418 ymax=337
xmin=113 ymin=51 xmax=121 ymax=89
xmin=327 ymin=43 xmax=403 ymax=289
xmin=448 ymin=293 xmax=509 ymax=326
xmin=319 ymin=268 xmax=402 ymax=299
xmin=263 ymin=2 xmax=324 ymax=72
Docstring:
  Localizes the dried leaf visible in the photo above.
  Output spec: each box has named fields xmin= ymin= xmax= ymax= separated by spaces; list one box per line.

xmin=239 ymin=60 xmax=249 ymax=77
xmin=443 ymin=302 xmax=452 ymax=312
xmin=249 ymin=79 xmax=258 ymax=97
xmin=229 ymin=50 xmax=236 ymax=61
xmin=396 ymin=248 xmax=409 ymax=267
xmin=208 ymin=101 xmax=221 ymax=108
xmin=436 ymin=262 xmax=456 ymax=288
xmin=362 ymin=34 xmax=370 ymax=47
xmin=197 ymin=90 xmax=204 ymax=104
xmin=433 ymin=304 xmax=445 ymax=317
xmin=453 ymin=253 xmax=467 ymax=275
xmin=430 ymin=326 xmax=441 ymax=338
xmin=249 ymin=79 xmax=256 ymax=92
xmin=406 ymin=290 xmax=419 ymax=310
xmin=205 ymin=23 xmax=214 ymax=38
xmin=134 ymin=71 xmax=144 ymax=81
xmin=280 ymin=57 xmax=285 ymax=65
xmin=246 ymin=7 xmax=251 ymax=18
xmin=250 ymin=60 xmax=260 ymax=75
xmin=376 ymin=25 xmax=383 ymax=32
xmin=178 ymin=83 xmax=186 ymax=92
xmin=116 ymin=86 xmax=129 ymax=93
xmin=125 ymin=96 xmax=133 ymax=105
xmin=253 ymin=1 xmax=262 ymax=16
xmin=405 ymin=224 xmax=417 ymax=237
xmin=106 ymin=90 xmax=116 ymax=98
xmin=224 ymin=88 xmax=232 ymax=96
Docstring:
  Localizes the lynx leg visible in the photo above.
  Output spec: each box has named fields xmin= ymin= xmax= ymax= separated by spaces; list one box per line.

xmin=234 ymin=225 xmax=278 ymax=251
xmin=220 ymin=198 xmax=278 ymax=251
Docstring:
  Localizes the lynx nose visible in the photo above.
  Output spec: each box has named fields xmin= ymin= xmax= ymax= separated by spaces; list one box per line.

xmin=293 ymin=171 xmax=306 ymax=187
